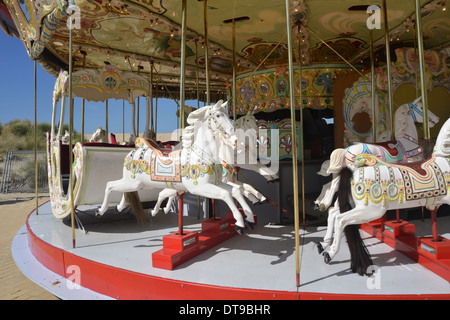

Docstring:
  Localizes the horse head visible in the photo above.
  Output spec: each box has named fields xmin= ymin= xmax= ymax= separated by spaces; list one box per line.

xmin=185 ymin=101 xmax=236 ymax=149
xmin=89 ymin=126 xmax=106 ymax=142
xmin=434 ymin=118 xmax=450 ymax=157
xmin=234 ymin=111 xmax=258 ymax=132
xmin=407 ymin=97 xmax=439 ymax=127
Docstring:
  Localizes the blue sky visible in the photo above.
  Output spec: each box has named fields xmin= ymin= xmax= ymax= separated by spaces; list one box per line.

xmin=0 ymin=30 xmax=199 ymax=136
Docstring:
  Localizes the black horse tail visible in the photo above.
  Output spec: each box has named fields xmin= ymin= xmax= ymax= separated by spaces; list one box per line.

xmin=338 ymin=167 xmax=373 ymax=276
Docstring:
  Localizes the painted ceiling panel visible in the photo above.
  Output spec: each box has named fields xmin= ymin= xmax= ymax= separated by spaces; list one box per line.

xmin=2 ymin=0 xmax=449 ymax=93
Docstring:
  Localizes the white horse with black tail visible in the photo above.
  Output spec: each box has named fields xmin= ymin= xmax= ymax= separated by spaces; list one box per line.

xmin=315 ymin=97 xmax=439 ymax=211
xmin=96 ymin=101 xmax=255 ymax=234
xmin=318 ymin=118 xmax=450 ymax=276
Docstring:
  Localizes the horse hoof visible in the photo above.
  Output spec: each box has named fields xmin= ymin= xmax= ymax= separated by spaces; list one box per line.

xmin=245 ymin=220 xmax=255 ymax=230
xmin=316 ymin=242 xmax=324 ymax=254
xmin=259 ymin=199 xmax=269 ymax=205
xmin=323 ymin=252 xmax=332 ymax=264
xmin=95 ymin=209 xmax=101 ymax=217
xmin=268 ymin=178 xmax=280 ymax=184
xmin=235 ymin=225 xmax=245 ymax=235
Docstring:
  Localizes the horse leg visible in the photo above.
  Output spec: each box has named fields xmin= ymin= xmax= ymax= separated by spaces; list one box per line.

xmin=324 ymin=206 xmax=385 ymax=263
xmin=163 ymin=195 xmax=176 ymax=214
xmin=228 ymin=184 xmax=256 ymax=229
xmin=242 ymin=182 xmax=267 ymax=204
xmin=317 ymin=204 xmax=339 ymax=254
xmin=151 ymin=188 xmax=177 ymax=216
xmin=116 ymin=194 xmax=128 ymax=213
xmin=191 ymin=184 xmax=247 ymax=234
xmin=96 ymin=178 xmax=142 ymax=216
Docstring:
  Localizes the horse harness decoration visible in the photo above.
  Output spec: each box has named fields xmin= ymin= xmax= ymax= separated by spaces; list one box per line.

xmin=353 ymin=153 xmax=449 ymax=208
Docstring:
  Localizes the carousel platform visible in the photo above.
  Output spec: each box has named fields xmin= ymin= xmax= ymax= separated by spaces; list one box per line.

xmin=12 ymin=201 xmax=450 ymax=300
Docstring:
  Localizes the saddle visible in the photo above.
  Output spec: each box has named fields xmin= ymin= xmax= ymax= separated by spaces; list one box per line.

xmin=135 ymin=137 xmax=182 ymax=182
xmin=377 ymin=140 xmax=400 ymax=157
xmin=136 ymin=137 xmax=173 ymax=156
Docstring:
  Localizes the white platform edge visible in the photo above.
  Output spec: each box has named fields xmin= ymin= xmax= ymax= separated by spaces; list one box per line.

xmin=11 ymin=224 xmax=114 ymax=300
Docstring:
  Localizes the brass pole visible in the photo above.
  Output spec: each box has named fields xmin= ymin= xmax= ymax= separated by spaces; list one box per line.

xmin=105 ymin=100 xmax=109 ymax=139
xmin=180 ymin=0 xmax=187 ymax=130
xmin=369 ymin=29 xmax=377 ymax=143
xmin=285 ymin=0 xmax=301 ymax=288
xmin=195 ymin=41 xmax=200 ymax=110
xmin=297 ymin=32 xmax=306 ymax=227
xmin=155 ymin=79 xmax=158 ymax=135
xmin=382 ymin=0 xmax=395 ymax=140
xmin=137 ymin=67 xmax=140 ymax=137
xmin=123 ymin=100 xmax=125 ymax=141
xmin=34 ymin=60 xmax=38 ymax=215
xmin=150 ymin=62 xmax=154 ymax=133
xmin=68 ymin=21 xmax=75 ymax=248
xmin=203 ymin=0 xmax=210 ymax=104
xmin=232 ymin=18 xmax=237 ymax=121
xmin=81 ymin=52 xmax=86 ymax=142
xmin=414 ymin=0 xmax=430 ymax=142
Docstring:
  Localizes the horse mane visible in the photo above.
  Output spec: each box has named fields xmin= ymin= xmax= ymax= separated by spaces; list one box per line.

xmin=338 ymin=167 xmax=373 ymax=276
xmin=182 ymin=100 xmax=228 ymax=148
xmin=434 ymin=118 xmax=450 ymax=157
xmin=394 ymin=103 xmax=410 ymax=140
xmin=327 ymin=148 xmax=346 ymax=174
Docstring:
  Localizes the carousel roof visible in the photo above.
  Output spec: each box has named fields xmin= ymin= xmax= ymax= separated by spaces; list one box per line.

xmin=1 ymin=0 xmax=449 ymax=97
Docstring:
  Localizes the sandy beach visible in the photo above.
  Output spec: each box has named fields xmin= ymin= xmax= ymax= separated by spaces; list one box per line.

xmin=0 ymin=192 xmax=59 ymax=300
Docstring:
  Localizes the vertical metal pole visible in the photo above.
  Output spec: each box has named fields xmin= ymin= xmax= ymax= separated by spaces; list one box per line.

xmin=150 ymin=62 xmax=154 ymax=133
xmin=68 ymin=20 xmax=75 ymax=248
xmin=123 ymin=100 xmax=125 ymax=141
xmin=137 ymin=71 xmax=140 ymax=137
xmin=195 ymin=41 xmax=200 ymax=110
xmin=203 ymin=0 xmax=210 ymax=105
xmin=382 ymin=0 xmax=394 ymax=140
xmin=369 ymin=29 xmax=377 ymax=143
xmin=81 ymin=52 xmax=86 ymax=142
xmin=285 ymin=0 xmax=301 ymax=288
xmin=34 ymin=60 xmax=39 ymax=215
xmin=414 ymin=0 xmax=431 ymax=148
xmin=180 ymin=0 xmax=187 ymax=130
xmin=105 ymin=100 xmax=109 ymax=140
xmin=232 ymin=19 xmax=237 ymax=121
xmin=297 ymin=33 xmax=305 ymax=228
xmin=178 ymin=193 xmax=184 ymax=235
xmin=155 ymin=80 xmax=158 ymax=135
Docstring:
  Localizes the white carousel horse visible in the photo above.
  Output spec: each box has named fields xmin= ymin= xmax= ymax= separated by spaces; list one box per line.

xmin=148 ymin=112 xmax=274 ymax=217
xmin=315 ymin=97 xmax=439 ymax=211
xmin=89 ymin=127 xmax=108 ymax=143
xmin=234 ymin=112 xmax=280 ymax=183
xmin=62 ymin=130 xmax=72 ymax=144
xmin=319 ymin=118 xmax=450 ymax=276
xmin=96 ymin=101 xmax=255 ymax=234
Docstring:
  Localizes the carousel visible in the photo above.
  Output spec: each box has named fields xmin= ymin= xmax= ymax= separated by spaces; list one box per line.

xmin=3 ymin=0 xmax=450 ymax=300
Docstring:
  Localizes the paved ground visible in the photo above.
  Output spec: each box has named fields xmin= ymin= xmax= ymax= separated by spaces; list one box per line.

xmin=0 ymin=192 xmax=59 ymax=300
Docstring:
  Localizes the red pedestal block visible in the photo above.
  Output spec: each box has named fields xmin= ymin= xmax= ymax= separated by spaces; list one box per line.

xmin=152 ymin=216 xmax=240 ymax=270
xmin=362 ymin=221 xmax=450 ymax=282
xmin=419 ymin=237 xmax=450 ymax=260
xmin=384 ymin=220 xmax=416 ymax=238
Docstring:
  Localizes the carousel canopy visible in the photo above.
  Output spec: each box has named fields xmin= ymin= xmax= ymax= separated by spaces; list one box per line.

xmin=53 ymin=66 xmax=150 ymax=102
xmin=2 ymin=0 xmax=449 ymax=97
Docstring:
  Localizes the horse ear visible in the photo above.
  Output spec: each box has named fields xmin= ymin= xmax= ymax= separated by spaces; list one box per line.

xmin=414 ymin=96 xmax=422 ymax=104
xmin=221 ymin=100 xmax=228 ymax=108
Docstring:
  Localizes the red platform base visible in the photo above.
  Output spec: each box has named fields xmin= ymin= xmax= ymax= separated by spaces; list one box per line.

xmin=152 ymin=215 xmax=240 ymax=270
xmin=362 ymin=220 xmax=450 ymax=282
